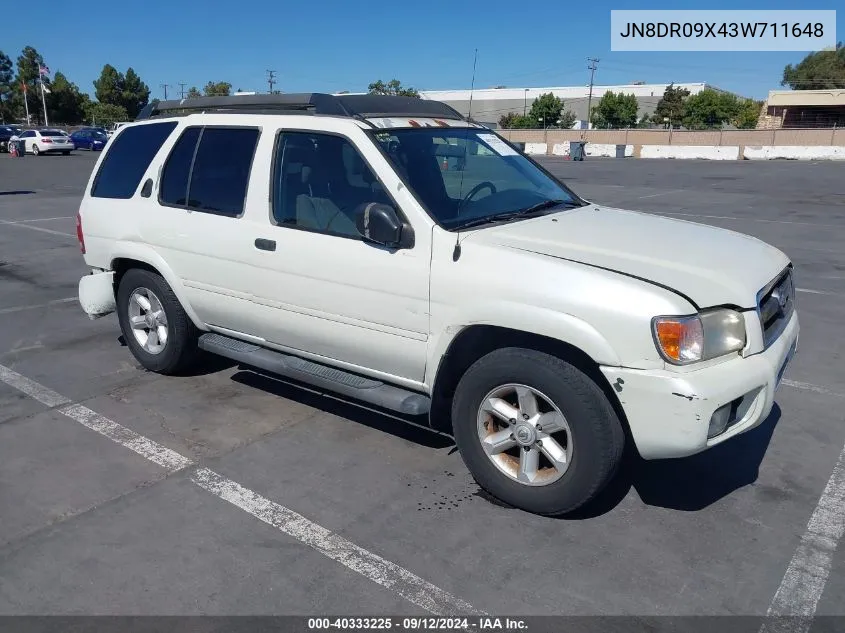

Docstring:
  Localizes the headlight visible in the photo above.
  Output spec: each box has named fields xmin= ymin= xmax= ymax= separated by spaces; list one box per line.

xmin=653 ymin=309 xmax=746 ymax=365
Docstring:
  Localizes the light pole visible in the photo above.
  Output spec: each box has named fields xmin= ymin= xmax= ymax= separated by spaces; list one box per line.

xmin=524 ymin=88 xmax=529 ymax=116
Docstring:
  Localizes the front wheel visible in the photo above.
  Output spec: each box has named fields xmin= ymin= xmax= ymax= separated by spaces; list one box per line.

xmin=451 ymin=347 xmax=625 ymax=516
xmin=116 ymin=268 xmax=200 ymax=375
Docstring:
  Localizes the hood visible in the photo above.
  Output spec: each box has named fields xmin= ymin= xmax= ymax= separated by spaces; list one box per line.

xmin=469 ymin=204 xmax=790 ymax=309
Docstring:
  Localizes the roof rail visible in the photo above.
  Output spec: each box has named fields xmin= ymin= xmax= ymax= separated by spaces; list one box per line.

xmin=135 ymin=93 xmax=465 ymax=122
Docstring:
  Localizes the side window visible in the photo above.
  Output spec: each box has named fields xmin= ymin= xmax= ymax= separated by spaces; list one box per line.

xmin=160 ymin=127 xmax=201 ymax=207
xmin=22 ymin=131 xmax=34 ymax=138
xmin=91 ymin=122 xmax=177 ymax=199
xmin=272 ymin=132 xmax=391 ymax=238
xmin=186 ymin=128 xmax=258 ymax=217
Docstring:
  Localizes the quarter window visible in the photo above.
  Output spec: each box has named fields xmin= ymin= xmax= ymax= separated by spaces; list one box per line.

xmin=91 ymin=122 xmax=177 ymax=199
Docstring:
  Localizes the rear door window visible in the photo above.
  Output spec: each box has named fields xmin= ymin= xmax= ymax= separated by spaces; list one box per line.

xmin=159 ymin=127 xmax=202 ymax=207
xmin=184 ymin=127 xmax=259 ymax=217
xmin=91 ymin=122 xmax=178 ymax=199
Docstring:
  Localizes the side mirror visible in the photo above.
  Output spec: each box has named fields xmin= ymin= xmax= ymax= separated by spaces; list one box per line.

xmin=355 ymin=203 xmax=414 ymax=249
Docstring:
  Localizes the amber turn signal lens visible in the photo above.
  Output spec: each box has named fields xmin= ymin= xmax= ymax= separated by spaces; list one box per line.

xmin=653 ymin=316 xmax=704 ymax=363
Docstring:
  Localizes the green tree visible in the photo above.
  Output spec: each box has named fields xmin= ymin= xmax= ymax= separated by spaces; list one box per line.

xmin=528 ymin=92 xmax=569 ymax=128
xmin=782 ymin=43 xmax=845 ymax=90
xmin=733 ymin=98 xmax=763 ymax=129
xmin=203 ymin=81 xmax=232 ymax=96
xmin=186 ymin=86 xmax=202 ymax=99
xmin=681 ymin=89 xmax=740 ymax=129
xmin=47 ymin=71 xmax=89 ymax=124
xmin=0 ymin=50 xmax=13 ymax=122
xmin=93 ymin=64 xmax=150 ymax=119
xmin=368 ymin=79 xmax=420 ymax=98
xmin=84 ymin=102 xmax=129 ymax=128
xmin=498 ymin=112 xmax=519 ymax=128
xmin=15 ymin=46 xmax=47 ymax=123
xmin=591 ymin=91 xmax=639 ymax=129
xmin=651 ymin=83 xmax=690 ymax=126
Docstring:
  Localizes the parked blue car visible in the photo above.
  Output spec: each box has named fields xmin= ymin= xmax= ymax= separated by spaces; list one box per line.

xmin=70 ymin=128 xmax=108 ymax=151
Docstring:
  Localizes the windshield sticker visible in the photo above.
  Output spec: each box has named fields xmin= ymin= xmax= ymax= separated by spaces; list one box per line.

xmin=478 ymin=133 xmax=518 ymax=156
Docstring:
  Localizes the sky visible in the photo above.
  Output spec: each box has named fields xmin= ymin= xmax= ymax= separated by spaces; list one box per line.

xmin=4 ymin=0 xmax=843 ymax=101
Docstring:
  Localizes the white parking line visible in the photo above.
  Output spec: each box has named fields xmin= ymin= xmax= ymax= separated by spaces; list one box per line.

xmin=762 ymin=441 xmax=845 ymax=633
xmin=0 ymin=362 xmax=481 ymax=616
xmin=0 ymin=219 xmax=74 ymax=238
xmin=0 ymin=297 xmax=77 ymax=315
xmin=638 ymin=189 xmax=684 ymax=199
xmin=795 ymin=288 xmax=837 ymax=296
xmin=654 ymin=211 xmax=841 ymax=229
xmin=1 ymin=216 xmax=73 ymax=224
xmin=782 ymin=380 xmax=845 ymax=399
xmin=193 ymin=468 xmax=483 ymax=616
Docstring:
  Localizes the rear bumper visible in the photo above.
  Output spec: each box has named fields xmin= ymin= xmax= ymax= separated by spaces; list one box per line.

xmin=601 ymin=311 xmax=799 ymax=460
xmin=78 ymin=270 xmax=116 ymax=320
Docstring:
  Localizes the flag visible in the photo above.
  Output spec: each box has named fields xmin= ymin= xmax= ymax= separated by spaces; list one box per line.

xmin=39 ymin=65 xmax=50 ymax=76
xmin=41 ymin=84 xmax=51 ymax=94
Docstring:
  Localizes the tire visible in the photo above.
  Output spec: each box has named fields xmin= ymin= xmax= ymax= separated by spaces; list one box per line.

xmin=451 ymin=347 xmax=624 ymax=516
xmin=116 ymin=268 xmax=200 ymax=375
xmin=62 ymin=151 xmax=70 ymax=156
xmin=31 ymin=144 xmax=39 ymax=156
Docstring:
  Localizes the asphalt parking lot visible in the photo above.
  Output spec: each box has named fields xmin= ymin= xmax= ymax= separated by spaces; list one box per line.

xmin=1 ymin=151 xmax=843 ymax=620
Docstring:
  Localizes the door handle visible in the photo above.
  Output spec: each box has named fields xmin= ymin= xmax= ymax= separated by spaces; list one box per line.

xmin=255 ymin=238 xmax=276 ymax=251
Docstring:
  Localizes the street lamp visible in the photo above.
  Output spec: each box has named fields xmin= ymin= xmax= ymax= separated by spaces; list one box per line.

xmin=524 ymin=88 xmax=529 ymax=116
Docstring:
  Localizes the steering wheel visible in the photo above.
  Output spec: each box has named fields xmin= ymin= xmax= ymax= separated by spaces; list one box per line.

xmin=461 ymin=181 xmax=497 ymax=205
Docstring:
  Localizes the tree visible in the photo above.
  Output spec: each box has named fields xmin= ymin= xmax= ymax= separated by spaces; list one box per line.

xmin=681 ymin=89 xmax=740 ymax=129
xmin=47 ymin=71 xmax=88 ymax=123
xmin=651 ymin=83 xmax=690 ymax=126
xmin=203 ymin=81 xmax=231 ymax=97
xmin=84 ymin=102 xmax=129 ymax=128
xmin=0 ymin=50 xmax=13 ymax=122
xmin=186 ymin=86 xmax=202 ymax=99
xmin=782 ymin=43 xmax=845 ymax=90
xmin=733 ymin=98 xmax=763 ymax=129
xmin=368 ymin=79 xmax=420 ymax=98
xmin=497 ymin=112 xmax=537 ymax=129
xmin=93 ymin=64 xmax=150 ymax=119
xmin=528 ymin=92 xmax=573 ymax=128
xmin=15 ymin=46 xmax=46 ymax=123
xmin=591 ymin=91 xmax=638 ymax=129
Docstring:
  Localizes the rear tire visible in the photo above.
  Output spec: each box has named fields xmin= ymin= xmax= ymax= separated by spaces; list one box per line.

xmin=62 ymin=151 xmax=70 ymax=156
xmin=451 ymin=347 xmax=624 ymax=516
xmin=116 ymin=268 xmax=200 ymax=375
xmin=31 ymin=144 xmax=39 ymax=156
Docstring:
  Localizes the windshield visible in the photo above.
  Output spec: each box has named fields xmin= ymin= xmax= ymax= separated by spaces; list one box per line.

xmin=372 ymin=127 xmax=583 ymax=230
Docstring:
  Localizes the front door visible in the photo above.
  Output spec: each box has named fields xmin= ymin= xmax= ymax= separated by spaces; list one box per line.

xmin=248 ymin=129 xmax=431 ymax=384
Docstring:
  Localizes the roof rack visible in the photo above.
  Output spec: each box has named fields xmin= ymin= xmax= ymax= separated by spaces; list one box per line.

xmin=135 ymin=93 xmax=466 ymax=123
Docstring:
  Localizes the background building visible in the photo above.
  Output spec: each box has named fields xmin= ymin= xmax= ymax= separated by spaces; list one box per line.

xmin=419 ymin=82 xmax=720 ymax=128
xmin=757 ymin=89 xmax=845 ymax=129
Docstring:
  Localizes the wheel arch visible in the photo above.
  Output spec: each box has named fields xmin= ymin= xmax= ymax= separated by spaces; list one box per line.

xmin=429 ymin=325 xmax=632 ymax=447
xmin=110 ymin=247 xmax=205 ymax=330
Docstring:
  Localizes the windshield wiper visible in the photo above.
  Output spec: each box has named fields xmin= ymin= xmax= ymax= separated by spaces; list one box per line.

xmin=451 ymin=199 xmax=580 ymax=231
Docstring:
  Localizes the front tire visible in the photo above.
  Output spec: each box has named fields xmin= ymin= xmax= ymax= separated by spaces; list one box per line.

xmin=116 ymin=268 xmax=200 ymax=375
xmin=451 ymin=347 xmax=624 ymax=516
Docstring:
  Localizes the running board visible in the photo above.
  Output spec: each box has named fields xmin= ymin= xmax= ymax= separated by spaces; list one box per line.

xmin=198 ymin=333 xmax=431 ymax=416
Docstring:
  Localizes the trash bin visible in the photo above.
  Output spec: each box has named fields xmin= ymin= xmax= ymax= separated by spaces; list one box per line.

xmin=570 ymin=141 xmax=586 ymax=161
xmin=512 ymin=142 xmax=526 ymax=153
xmin=615 ymin=144 xmax=626 ymax=158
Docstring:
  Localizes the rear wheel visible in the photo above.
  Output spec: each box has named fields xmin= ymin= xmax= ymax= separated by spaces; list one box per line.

xmin=31 ymin=144 xmax=39 ymax=156
xmin=116 ymin=268 xmax=200 ymax=375
xmin=451 ymin=347 xmax=624 ymax=516
xmin=62 ymin=151 xmax=70 ymax=156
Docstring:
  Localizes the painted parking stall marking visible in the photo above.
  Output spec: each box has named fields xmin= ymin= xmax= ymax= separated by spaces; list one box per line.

xmin=0 ymin=362 xmax=482 ymax=616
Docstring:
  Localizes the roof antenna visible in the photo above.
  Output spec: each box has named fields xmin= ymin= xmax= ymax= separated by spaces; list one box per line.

xmin=453 ymin=48 xmax=478 ymax=263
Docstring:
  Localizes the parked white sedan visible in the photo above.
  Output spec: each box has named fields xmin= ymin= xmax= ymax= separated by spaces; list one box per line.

xmin=16 ymin=129 xmax=74 ymax=155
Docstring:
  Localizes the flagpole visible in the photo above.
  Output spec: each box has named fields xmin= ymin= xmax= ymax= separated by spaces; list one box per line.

xmin=23 ymin=84 xmax=31 ymax=125
xmin=40 ymin=77 xmax=49 ymax=127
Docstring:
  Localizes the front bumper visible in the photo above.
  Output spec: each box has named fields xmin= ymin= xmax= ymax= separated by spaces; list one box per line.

xmin=601 ymin=311 xmax=799 ymax=460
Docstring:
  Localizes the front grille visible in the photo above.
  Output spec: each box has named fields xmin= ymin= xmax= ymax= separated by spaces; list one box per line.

xmin=758 ymin=268 xmax=795 ymax=348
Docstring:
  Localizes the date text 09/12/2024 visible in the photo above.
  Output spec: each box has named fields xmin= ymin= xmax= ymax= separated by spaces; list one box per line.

xmin=307 ymin=617 xmax=527 ymax=630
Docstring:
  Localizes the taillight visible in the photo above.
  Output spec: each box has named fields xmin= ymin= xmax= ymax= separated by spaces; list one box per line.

xmin=76 ymin=213 xmax=85 ymax=254
xmin=42 ymin=138 xmax=52 ymax=143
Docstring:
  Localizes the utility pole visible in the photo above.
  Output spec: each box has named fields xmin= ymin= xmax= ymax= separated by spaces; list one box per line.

xmin=585 ymin=57 xmax=599 ymax=133
xmin=160 ymin=83 xmax=171 ymax=99
xmin=266 ymin=69 xmax=277 ymax=94
xmin=178 ymin=82 xmax=187 ymax=99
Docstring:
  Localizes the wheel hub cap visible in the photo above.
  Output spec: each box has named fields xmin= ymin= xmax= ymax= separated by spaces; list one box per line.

xmin=127 ymin=287 xmax=168 ymax=355
xmin=513 ymin=423 xmax=536 ymax=446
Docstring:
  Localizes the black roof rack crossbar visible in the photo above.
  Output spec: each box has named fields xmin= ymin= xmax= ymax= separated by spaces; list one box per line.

xmin=135 ymin=92 xmax=465 ymax=122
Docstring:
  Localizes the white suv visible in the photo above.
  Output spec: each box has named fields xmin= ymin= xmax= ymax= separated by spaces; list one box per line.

xmin=76 ymin=93 xmax=799 ymax=516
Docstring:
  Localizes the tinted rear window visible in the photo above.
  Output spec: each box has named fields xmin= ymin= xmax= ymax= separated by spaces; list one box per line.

xmin=185 ymin=127 xmax=259 ymax=216
xmin=92 ymin=122 xmax=178 ymax=199
xmin=42 ymin=130 xmax=65 ymax=137
xmin=160 ymin=127 xmax=202 ymax=207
